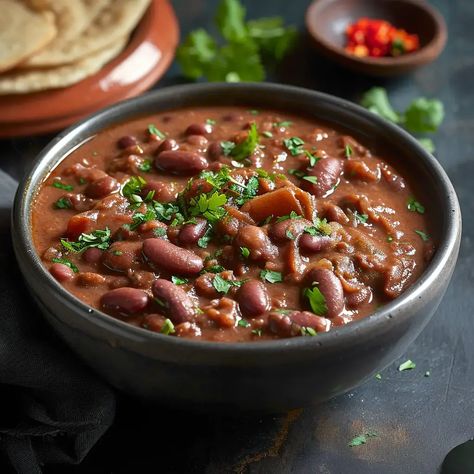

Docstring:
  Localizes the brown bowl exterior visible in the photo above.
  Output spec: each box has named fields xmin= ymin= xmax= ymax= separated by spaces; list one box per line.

xmin=12 ymin=83 xmax=461 ymax=411
xmin=305 ymin=0 xmax=447 ymax=77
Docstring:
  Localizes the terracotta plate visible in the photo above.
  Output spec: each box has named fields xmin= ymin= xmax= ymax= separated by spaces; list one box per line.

xmin=0 ymin=0 xmax=179 ymax=138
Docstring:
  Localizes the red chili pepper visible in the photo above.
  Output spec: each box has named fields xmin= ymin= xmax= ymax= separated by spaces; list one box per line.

xmin=345 ymin=17 xmax=420 ymax=58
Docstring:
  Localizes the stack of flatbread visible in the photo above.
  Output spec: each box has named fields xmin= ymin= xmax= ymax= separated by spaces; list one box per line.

xmin=0 ymin=0 xmax=151 ymax=94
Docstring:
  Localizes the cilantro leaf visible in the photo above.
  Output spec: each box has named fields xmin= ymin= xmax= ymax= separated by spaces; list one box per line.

xmin=176 ymin=29 xmax=217 ymax=79
xmin=304 ymin=287 xmax=327 ymax=315
xmin=354 ymin=211 xmax=369 ymax=224
xmin=215 ymin=0 xmax=247 ymax=42
xmin=349 ymin=432 xmax=377 ymax=447
xmin=260 ymin=270 xmax=283 ymax=284
xmin=221 ymin=141 xmax=236 ymax=156
xmin=344 ymin=144 xmax=353 ymax=158
xmin=407 ymin=197 xmax=425 ymax=214
xmin=52 ymin=180 xmax=73 ymax=191
xmin=415 ymin=230 xmax=429 ymax=242
xmin=240 ymin=247 xmax=250 ymax=258
xmin=61 ymin=228 xmax=111 ymax=253
xmin=54 ymin=197 xmax=72 ymax=209
xmin=238 ymin=318 xmax=250 ymax=327
xmin=302 ymin=176 xmax=318 ymax=185
xmin=418 ymin=137 xmax=436 ymax=153
xmin=171 ymin=276 xmax=188 ymax=285
xmin=148 ymin=124 xmax=166 ymax=139
xmin=300 ymin=326 xmax=317 ymax=337
xmin=161 ymin=319 xmax=175 ymax=335
xmin=360 ymin=87 xmax=401 ymax=124
xmin=229 ymin=122 xmax=259 ymax=160
xmin=122 ymin=176 xmax=146 ymax=205
xmin=138 ymin=159 xmax=152 ymax=172
xmin=189 ymin=191 xmax=227 ymax=223
xmin=283 ymin=136 xmax=305 ymax=156
xmin=403 ymin=97 xmax=444 ymax=133
xmin=52 ymin=258 xmax=78 ymax=273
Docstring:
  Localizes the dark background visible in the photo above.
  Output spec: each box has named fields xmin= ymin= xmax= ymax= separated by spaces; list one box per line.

xmin=2 ymin=0 xmax=473 ymax=472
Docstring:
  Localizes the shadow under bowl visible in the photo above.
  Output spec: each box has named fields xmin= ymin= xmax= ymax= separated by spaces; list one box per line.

xmin=305 ymin=0 xmax=447 ymax=77
xmin=12 ymin=83 xmax=461 ymax=412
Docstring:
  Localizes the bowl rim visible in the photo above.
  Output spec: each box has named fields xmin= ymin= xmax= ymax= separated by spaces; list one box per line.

xmin=305 ymin=0 xmax=448 ymax=68
xmin=13 ymin=82 xmax=461 ymax=354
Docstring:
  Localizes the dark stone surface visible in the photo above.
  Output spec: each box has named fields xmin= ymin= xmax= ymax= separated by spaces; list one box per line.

xmin=1 ymin=1 xmax=473 ymax=472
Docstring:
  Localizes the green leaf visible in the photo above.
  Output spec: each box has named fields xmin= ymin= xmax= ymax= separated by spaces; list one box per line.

xmin=213 ymin=275 xmax=232 ymax=294
xmin=260 ymin=270 xmax=283 ymax=284
xmin=418 ymin=137 xmax=435 ymax=153
xmin=262 ymin=131 xmax=273 ymax=138
xmin=54 ymin=197 xmax=72 ymax=209
xmin=52 ymin=258 xmax=78 ymax=273
xmin=221 ymin=141 xmax=236 ymax=156
xmin=304 ymin=287 xmax=327 ymax=315
xmin=375 ymin=373 xmax=382 ymax=380
xmin=354 ymin=211 xmax=369 ymax=224
xmin=171 ymin=276 xmax=188 ymax=285
xmin=238 ymin=318 xmax=250 ymax=328
xmin=229 ymin=122 xmax=259 ymax=160
xmin=148 ymin=124 xmax=166 ymax=139
xmin=215 ymin=0 xmax=248 ymax=42
xmin=360 ymin=87 xmax=401 ymax=124
xmin=304 ymin=218 xmax=332 ymax=236
xmin=398 ymin=359 xmax=416 ymax=371
xmin=176 ymin=29 xmax=217 ymax=79
xmin=52 ymin=180 xmax=73 ymax=191
xmin=122 ymin=176 xmax=146 ymax=203
xmin=161 ymin=319 xmax=175 ymax=335
xmin=403 ymin=98 xmax=444 ymax=133
xmin=407 ymin=197 xmax=425 ymax=214
xmin=274 ymin=121 xmax=292 ymax=127
xmin=283 ymin=136 xmax=305 ymax=156
xmin=344 ymin=144 xmax=353 ymax=158
xmin=300 ymin=326 xmax=317 ymax=337
xmin=61 ymin=228 xmax=111 ymax=253
xmin=415 ymin=230 xmax=429 ymax=242
xmin=138 ymin=159 xmax=152 ymax=172
xmin=349 ymin=432 xmax=377 ymax=447
xmin=240 ymin=247 xmax=250 ymax=258
xmin=251 ymin=328 xmax=263 ymax=336
xmin=189 ymin=191 xmax=227 ymax=223
xmin=302 ymin=176 xmax=318 ymax=185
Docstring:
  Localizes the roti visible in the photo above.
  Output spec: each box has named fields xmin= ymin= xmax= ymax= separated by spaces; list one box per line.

xmin=0 ymin=37 xmax=127 ymax=95
xmin=0 ymin=0 xmax=56 ymax=73
xmin=23 ymin=0 xmax=151 ymax=67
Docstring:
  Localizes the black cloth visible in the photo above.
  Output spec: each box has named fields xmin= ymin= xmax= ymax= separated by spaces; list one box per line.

xmin=0 ymin=170 xmax=116 ymax=474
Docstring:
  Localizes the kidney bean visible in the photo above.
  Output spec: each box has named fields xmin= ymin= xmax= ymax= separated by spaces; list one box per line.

xmin=137 ymin=220 xmax=168 ymax=240
xmin=152 ymin=279 xmax=195 ymax=324
xmin=234 ymin=225 xmax=278 ymax=262
xmin=66 ymin=193 xmax=96 ymax=212
xmin=236 ymin=280 xmax=270 ymax=318
xmin=82 ymin=248 xmax=104 ymax=264
xmin=77 ymin=272 xmax=106 ymax=287
xmin=185 ymin=123 xmax=212 ymax=136
xmin=175 ymin=322 xmax=202 ymax=338
xmin=85 ymin=176 xmax=120 ymax=199
xmin=306 ymin=268 xmax=344 ymax=318
xmin=203 ymin=297 xmax=237 ymax=328
xmin=157 ymin=138 xmax=178 ymax=153
xmin=207 ymin=142 xmax=223 ymax=161
xmin=154 ymin=150 xmax=208 ymax=175
xmin=303 ymin=157 xmax=343 ymax=197
xmin=102 ymin=241 xmax=142 ymax=272
xmin=268 ymin=311 xmax=331 ymax=337
xmin=186 ymin=135 xmax=208 ymax=147
xmin=142 ymin=313 xmax=167 ymax=332
xmin=101 ymin=287 xmax=148 ymax=315
xmin=179 ymin=218 xmax=207 ymax=246
xmin=142 ymin=180 xmax=178 ymax=203
xmin=299 ymin=233 xmax=332 ymax=253
xmin=117 ymin=135 xmax=138 ymax=149
xmin=269 ymin=218 xmax=312 ymax=243
xmin=345 ymin=286 xmax=372 ymax=308
xmin=142 ymin=238 xmax=203 ymax=275
xmin=128 ymin=270 xmax=155 ymax=289
xmin=50 ymin=263 xmax=75 ymax=282
xmin=194 ymin=273 xmax=219 ymax=298
xmin=43 ymin=246 xmax=61 ymax=261
xmin=66 ymin=211 xmax=97 ymax=240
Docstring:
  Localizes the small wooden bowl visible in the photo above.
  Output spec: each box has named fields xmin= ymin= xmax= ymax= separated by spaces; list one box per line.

xmin=305 ymin=0 xmax=447 ymax=76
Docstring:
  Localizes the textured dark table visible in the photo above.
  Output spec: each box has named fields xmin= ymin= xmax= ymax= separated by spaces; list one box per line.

xmin=2 ymin=1 xmax=473 ymax=473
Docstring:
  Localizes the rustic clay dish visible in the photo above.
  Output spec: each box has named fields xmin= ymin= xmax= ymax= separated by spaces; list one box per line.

xmin=305 ymin=0 xmax=447 ymax=76
xmin=12 ymin=83 xmax=461 ymax=412
xmin=0 ymin=0 xmax=179 ymax=138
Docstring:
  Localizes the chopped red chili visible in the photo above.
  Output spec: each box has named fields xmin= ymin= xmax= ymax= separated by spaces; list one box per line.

xmin=345 ymin=18 xmax=420 ymax=58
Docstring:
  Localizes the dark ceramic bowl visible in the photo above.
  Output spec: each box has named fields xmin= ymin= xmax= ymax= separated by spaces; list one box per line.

xmin=306 ymin=0 xmax=447 ymax=76
xmin=12 ymin=83 xmax=461 ymax=412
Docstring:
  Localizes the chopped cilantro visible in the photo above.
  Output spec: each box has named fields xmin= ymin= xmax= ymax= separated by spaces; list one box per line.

xmin=212 ymin=275 xmax=242 ymax=294
xmin=52 ymin=181 xmax=73 ymax=191
xmin=302 ymin=175 xmax=318 ymax=185
xmin=344 ymin=144 xmax=353 ymax=158
xmin=61 ymin=228 xmax=111 ymax=253
xmin=113 ymin=250 xmax=123 ymax=256
xmin=138 ymin=159 xmax=152 ymax=173
xmin=305 ymin=150 xmax=320 ymax=167
xmin=229 ymin=122 xmax=259 ymax=161
xmin=122 ymin=176 xmax=147 ymax=206
xmin=161 ymin=319 xmax=175 ymax=335
xmin=274 ymin=121 xmax=292 ymax=127
xmin=189 ymin=191 xmax=227 ymax=223
xmin=415 ymin=230 xmax=429 ymax=242
xmin=153 ymin=227 xmax=167 ymax=237
xmin=251 ymin=328 xmax=263 ymax=336
xmin=300 ymin=326 xmax=317 ymax=337
xmin=349 ymin=432 xmax=377 ymax=447
xmin=407 ymin=198 xmax=425 ymax=214
xmin=221 ymin=141 xmax=236 ymax=156
xmin=260 ymin=269 xmax=283 ymax=284
xmin=204 ymin=265 xmax=226 ymax=273
xmin=171 ymin=276 xmax=188 ymax=285
xmin=398 ymin=359 xmax=416 ymax=371
xmin=304 ymin=218 xmax=332 ymax=236
xmin=240 ymin=247 xmax=250 ymax=258
xmin=404 ymin=97 xmax=444 ymax=133
xmin=238 ymin=319 xmax=250 ymax=328
xmin=275 ymin=211 xmax=301 ymax=223
xmin=418 ymin=137 xmax=435 ymax=153
xmin=286 ymin=229 xmax=295 ymax=240
xmin=206 ymin=118 xmax=216 ymax=125
xmin=148 ymin=124 xmax=166 ymax=139
xmin=288 ymin=168 xmax=305 ymax=179
xmin=130 ymin=207 xmax=156 ymax=230
xmin=354 ymin=211 xmax=369 ymax=224
xmin=304 ymin=286 xmax=327 ymax=315
xmin=262 ymin=131 xmax=273 ymax=138
xmin=283 ymin=136 xmax=305 ymax=156
xmin=54 ymin=197 xmax=72 ymax=209
xmin=387 ymin=235 xmax=394 ymax=243
xmin=51 ymin=258 xmax=78 ymax=273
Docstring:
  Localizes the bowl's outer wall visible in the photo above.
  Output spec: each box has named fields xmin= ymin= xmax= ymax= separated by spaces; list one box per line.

xmin=13 ymin=84 xmax=461 ymax=410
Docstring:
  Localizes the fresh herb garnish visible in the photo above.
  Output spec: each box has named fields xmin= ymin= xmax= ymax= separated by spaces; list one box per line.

xmin=204 ymin=265 xmax=226 ymax=273
xmin=387 ymin=235 xmax=394 ymax=243
xmin=302 ymin=175 xmax=318 ymax=185
xmin=238 ymin=319 xmax=250 ymax=328
xmin=153 ymin=227 xmax=167 ymax=237
xmin=176 ymin=0 xmax=296 ymax=82
xmin=229 ymin=122 xmax=259 ymax=161
xmin=407 ymin=198 xmax=425 ymax=214
xmin=354 ymin=211 xmax=369 ymax=224
xmin=61 ymin=228 xmax=111 ymax=253
xmin=284 ymin=136 xmax=305 ymax=156
xmin=206 ymin=118 xmax=216 ymax=125
xmin=349 ymin=432 xmax=378 ymax=447
xmin=415 ymin=230 xmax=429 ymax=242
xmin=288 ymin=169 xmax=305 ymax=179
xmin=122 ymin=176 xmax=147 ymax=207
xmin=304 ymin=286 xmax=327 ymax=315
xmin=398 ymin=359 xmax=416 ymax=371
xmin=138 ymin=160 xmax=152 ymax=173
xmin=275 ymin=211 xmax=301 ymax=223
xmin=221 ymin=141 xmax=236 ymax=156
xmin=260 ymin=269 xmax=283 ymax=284
xmin=375 ymin=373 xmax=382 ymax=380
xmin=251 ymin=328 xmax=263 ymax=336
xmin=300 ymin=326 xmax=317 ymax=337
xmin=286 ymin=229 xmax=295 ymax=240
xmin=161 ymin=319 xmax=175 ymax=335
xmin=148 ymin=124 xmax=166 ymax=139
xmin=51 ymin=257 xmax=78 ymax=273
xmin=240 ymin=247 xmax=250 ymax=258
xmin=189 ymin=191 xmax=227 ymax=223
xmin=304 ymin=218 xmax=332 ymax=236
xmin=305 ymin=150 xmax=320 ymax=167
xmin=262 ymin=131 xmax=273 ymax=138
xmin=54 ymin=197 xmax=72 ymax=209
xmin=344 ymin=144 xmax=353 ymax=158
xmin=52 ymin=181 xmax=73 ymax=191
xmin=212 ymin=275 xmax=242 ymax=294
xmin=129 ymin=207 xmax=156 ymax=230
xmin=274 ymin=120 xmax=292 ymax=127
xmin=418 ymin=137 xmax=436 ymax=153
xmin=113 ymin=250 xmax=123 ymax=256
xmin=171 ymin=276 xmax=189 ymax=285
